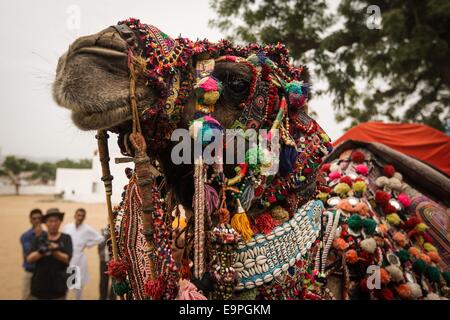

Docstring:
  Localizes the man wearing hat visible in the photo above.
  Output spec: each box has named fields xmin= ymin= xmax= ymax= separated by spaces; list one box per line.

xmin=27 ymin=208 xmax=73 ymax=300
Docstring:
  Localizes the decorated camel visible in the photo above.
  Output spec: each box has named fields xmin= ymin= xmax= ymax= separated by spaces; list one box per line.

xmin=53 ymin=18 xmax=449 ymax=300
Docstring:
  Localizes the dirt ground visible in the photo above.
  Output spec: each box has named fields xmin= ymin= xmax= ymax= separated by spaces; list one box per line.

xmin=0 ymin=195 xmax=110 ymax=300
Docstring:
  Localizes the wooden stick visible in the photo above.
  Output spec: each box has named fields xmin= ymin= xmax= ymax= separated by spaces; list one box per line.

xmin=96 ymin=130 xmax=124 ymax=300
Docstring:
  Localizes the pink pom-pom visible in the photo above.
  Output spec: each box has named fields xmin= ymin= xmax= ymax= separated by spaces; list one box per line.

xmin=197 ymin=76 xmax=219 ymax=92
xmin=397 ymin=193 xmax=411 ymax=208
xmin=355 ymin=164 xmax=369 ymax=176
xmin=329 ymin=171 xmax=342 ymax=180
xmin=202 ymin=115 xmax=221 ymax=126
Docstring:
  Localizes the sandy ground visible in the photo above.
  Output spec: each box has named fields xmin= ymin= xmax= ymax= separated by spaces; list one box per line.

xmin=0 ymin=195 xmax=110 ymax=300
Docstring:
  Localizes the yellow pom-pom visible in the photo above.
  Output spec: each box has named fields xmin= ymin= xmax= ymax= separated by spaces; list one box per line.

xmin=334 ymin=183 xmax=351 ymax=197
xmin=415 ymin=223 xmax=428 ymax=232
xmin=386 ymin=213 xmax=401 ymax=226
xmin=352 ymin=181 xmax=367 ymax=193
xmin=203 ymin=91 xmax=220 ymax=105
xmin=271 ymin=206 xmax=289 ymax=222
xmin=424 ymin=242 xmax=437 ymax=253
xmin=231 ymin=200 xmax=253 ymax=242
xmin=317 ymin=192 xmax=329 ymax=202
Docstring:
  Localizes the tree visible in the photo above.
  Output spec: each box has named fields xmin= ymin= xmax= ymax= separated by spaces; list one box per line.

xmin=210 ymin=0 xmax=450 ymax=131
xmin=0 ymin=156 xmax=38 ymax=195
xmin=32 ymin=162 xmax=57 ymax=184
xmin=31 ymin=158 xmax=92 ymax=182
xmin=55 ymin=158 xmax=92 ymax=169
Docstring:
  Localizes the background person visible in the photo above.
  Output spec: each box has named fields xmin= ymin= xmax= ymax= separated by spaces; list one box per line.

xmin=20 ymin=208 xmax=44 ymax=299
xmin=98 ymin=226 xmax=116 ymax=300
xmin=63 ymin=208 xmax=104 ymax=300
xmin=27 ymin=208 xmax=72 ymax=300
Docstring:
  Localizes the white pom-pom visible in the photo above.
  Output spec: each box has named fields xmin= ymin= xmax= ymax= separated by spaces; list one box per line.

xmin=375 ymin=176 xmax=388 ymax=187
xmin=330 ymin=163 xmax=341 ymax=173
xmin=386 ymin=265 xmax=404 ymax=282
xmin=407 ymin=283 xmax=422 ymax=299
xmin=388 ymin=178 xmax=402 ymax=191
xmin=393 ymin=172 xmax=403 ymax=181
xmin=189 ymin=120 xmax=203 ymax=141
xmin=424 ymin=292 xmax=441 ymax=300
xmin=360 ymin=238 xmax=377 ymax=254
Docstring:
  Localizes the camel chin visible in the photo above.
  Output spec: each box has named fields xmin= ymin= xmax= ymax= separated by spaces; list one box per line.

xmin=70 ymin=104 xmax=132 ymax=131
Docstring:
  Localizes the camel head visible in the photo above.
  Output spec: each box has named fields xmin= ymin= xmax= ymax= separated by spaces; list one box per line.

xmin=54 ymin=18 xmax=331 ymax=213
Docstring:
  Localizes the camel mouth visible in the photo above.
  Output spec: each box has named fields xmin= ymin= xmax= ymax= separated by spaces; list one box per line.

xmin=70 ymin=103 xmax=132 ymax=131
xmin=75 ymin=46 xmax=128 ymax=59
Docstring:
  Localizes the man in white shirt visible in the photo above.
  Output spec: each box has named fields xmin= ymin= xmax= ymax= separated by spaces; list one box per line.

xmin=63 ymin=208 xmax=104 ymax=300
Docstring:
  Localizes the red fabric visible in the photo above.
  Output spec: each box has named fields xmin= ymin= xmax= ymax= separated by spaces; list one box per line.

xmin=333 ymin=122 xmax=450 ymax=175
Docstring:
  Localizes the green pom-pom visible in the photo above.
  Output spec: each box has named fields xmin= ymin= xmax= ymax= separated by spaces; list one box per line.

xmin=112 ymin=279 xmax=130 ymax=296
xmin=362 ymin=218 xmax=377 ymax=235
xmin=443 ymin=271 xmax=450 ymax=286
xmin=412 ymin=259 xmax=427 ymax=274
xmin=348 ymin=214 xmax=363 ymax=231
xmin=424 ymin=266 xmax=441 ymax=282
xmin=396 ymin=249 xmax=410 ymax=263
xmin=285 ymin=81 xmax=303 ymax=95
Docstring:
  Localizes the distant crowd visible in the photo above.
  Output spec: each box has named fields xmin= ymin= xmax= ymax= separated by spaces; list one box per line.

xmin=20 ymin=208 xmax=116 ymax=300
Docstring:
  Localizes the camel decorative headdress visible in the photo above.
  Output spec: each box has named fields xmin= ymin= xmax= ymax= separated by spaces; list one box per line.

xmin=98 ymin=18 xmax=333 ymax=300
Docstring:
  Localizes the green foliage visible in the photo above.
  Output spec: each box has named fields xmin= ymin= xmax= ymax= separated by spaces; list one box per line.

xmin=210 ymin=0 xmax=450 ymax=131
xmin=1 ymin=156 xmax=92 ymax=182
xmin=1 ymin=156 xmax=38 ymax=175
xmin=55 ymin=158 xmax=92 ymax=169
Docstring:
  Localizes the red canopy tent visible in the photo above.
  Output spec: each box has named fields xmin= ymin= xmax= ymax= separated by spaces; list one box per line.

xmin=332 ymin=122 xmax=450 ymax=176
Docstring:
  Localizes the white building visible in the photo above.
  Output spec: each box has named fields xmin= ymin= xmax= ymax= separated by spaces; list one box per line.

xmin=55 ymin=148 xmax=130 ymax=204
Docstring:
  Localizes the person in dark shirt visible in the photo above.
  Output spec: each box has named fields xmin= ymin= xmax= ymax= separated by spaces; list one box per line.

xmin=27 ymin=208 xmax=72 ymax=300
xmin=20 ymin=208 xmax=44 ymax=299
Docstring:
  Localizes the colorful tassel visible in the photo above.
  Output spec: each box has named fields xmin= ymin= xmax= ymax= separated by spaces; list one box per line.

xmin=231 ymin=199 xmax=254 ymax=241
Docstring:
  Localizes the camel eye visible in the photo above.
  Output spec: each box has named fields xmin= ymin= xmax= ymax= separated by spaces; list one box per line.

xmin=228 ymin=78 xmax=249 ymax=95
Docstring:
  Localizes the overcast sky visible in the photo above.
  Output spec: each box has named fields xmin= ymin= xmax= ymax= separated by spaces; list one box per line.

xmin=0 ymin=0 xmax=346 ymax=160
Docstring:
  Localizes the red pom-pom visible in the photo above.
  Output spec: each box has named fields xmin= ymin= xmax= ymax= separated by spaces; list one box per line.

xmin=375 ymin=190 xmax=391 ymax=204
xmin=422 ymin=232 xmax=434 ymax=244
xmin=254 ymin=213 xmax=280 ymax=235
xmin=321 ymin=163 xmax=331 ymax=173
xmin=106 ymin=259 xmax=128 ymax=279
xmin=329 ymin=171 xmax=341 ymax=180
xmin=144 ymin=276 xmax=166 ymax=300
xmin=378 ymin=288 xmax=394 ymax=300
xmin=352 ymin=151 xmax=365 ymax=163
xmin=354 ymin=177 xmax=365 ymax=182
xmin=360 ymin=278 xmax=370 ymax=293
xmin=340 ymin=176 xmax=353 ymax=187
xmin=405 ymin=216 xmax=420 ymax=229
xmin=382 ymin=202 xmax=397 ymax=214
xmin=383 ymin=165 xmax=396 ymax=178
